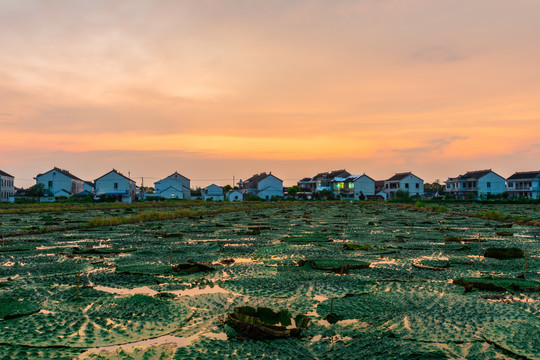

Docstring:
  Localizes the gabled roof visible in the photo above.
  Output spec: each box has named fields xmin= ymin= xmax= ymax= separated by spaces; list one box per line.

xmin=386 ymin=172 xmax=413 ymax=182
xmin=36 ymin=167 xmax=83 ymax=182
xmin=312 ymin=169 xmax=350 ymax=181
xmin=204 ymin=183 xmax=223 ymax=190
xmin=457 ymin=170 xmax=493 ymax=180
xmin=75 ymin=190 xmax=94 ymax=196
xmin=94 ymin=169 xmax=134 ymax=183
xmin=163 ymin=171 xmax=190 ymax=181
xmin=507 ymin=171 xmax=540 ymax=180
xmin=243 ymin=172 xmax=282 ymax=188
xmin=0 ymin=170 xmax=14 ymax=178
xmin=157 ymin=185 xmax=183 ymax=193
xmin=298 ymin=177 xmax=311 ymax=182
xmin=343 ymin=174 xmax=375 ymax=183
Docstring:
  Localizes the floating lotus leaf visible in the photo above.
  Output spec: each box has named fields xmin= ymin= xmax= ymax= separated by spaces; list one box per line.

xmin=0 ymin=294 xmax=192 ymax=348
xmin=317 ymin=290 xmax=534 ymax=342
xmin=0 ymin=297 xmax=40 ymax=320
xmin=483 ymin=319 xmax=540 ymax=359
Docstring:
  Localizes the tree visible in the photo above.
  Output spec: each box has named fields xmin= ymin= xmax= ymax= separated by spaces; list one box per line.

xmin=395 ymin=189 xmax=410 ymax=200
xmin=223 ymin=185 xmax=233 ymax=192
xmin=25 ymin=183 xmax=48 ymax=197
xmin=287 ymin=185 xmax=300 ymax=197
xmin=141 ymin=186 xmax=154 ymax=194
xmin=313 ymin=189 xmax=335 ymax=200
xmin=424 ymin=182 xmax=445 ymax=195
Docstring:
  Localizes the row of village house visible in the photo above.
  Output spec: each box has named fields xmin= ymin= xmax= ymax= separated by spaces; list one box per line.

xmin=0 ymin=167 xmax=540 ymax=203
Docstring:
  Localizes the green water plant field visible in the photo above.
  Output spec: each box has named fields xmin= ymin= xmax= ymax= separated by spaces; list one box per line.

xmin=0 ymin=201 xmax=538 ymax=359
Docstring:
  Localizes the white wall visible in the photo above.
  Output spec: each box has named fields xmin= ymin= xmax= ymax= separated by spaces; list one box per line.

xmin=157 ymin=187 xmax=184 ymax=199
xmin=155 ymin=173 xmax=190 ymax=197
xmin=226 ymin=190 xmax=243 ymax=201
xmin=258 ymin=175 xmax=283 ymax=198
xmin=95 ymin=172 xmax=135 ymax=196
xmin=0 ymin=175 xmax=15 ymax=202
xmin=36 ymin=171 xmax=74 ymax=195
xmin=478 ymin=172 xmax=506 ymax=197
xmin=353 ymin=176 xmax=375 ymax=199
xmin=258 ymin=175 xmax=283 ymax=193
xmin=258 ymin=188 xmax=283 ymax=200
xmin=399 ymin=174 xmax=424 ymax=196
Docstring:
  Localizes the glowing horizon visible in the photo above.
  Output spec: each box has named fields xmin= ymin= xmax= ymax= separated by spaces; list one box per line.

xmin=1 ymin=1 xmax=540 ymax=188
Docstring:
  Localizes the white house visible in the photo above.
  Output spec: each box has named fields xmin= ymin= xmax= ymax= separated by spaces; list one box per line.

xmin=0 ymin=170 xmax=15 ymax=202
xmin=445 ymin=170 xmax=506 ymax=199
xmin=506 ymin=171 xmax=540 ymax=199
xmin=384 ymin=172 xmax=424 ymax=198
xmin=94 ymin=169 xmax=136 ymax=203
xmin=202 ymin=184 xmax=224 ymax=201
xmin=297 ymin=170 xmax=351 ymax=194
xmin=34 ymin=167 xmax=84 ymax=197
xmin=226 ymin=189 xmax=243 ymax=202
xmin=241 ymin=172 xmax=283 ymax=199
xmin=154 ymin=172 xmax=191 ymax=200
xmin=332 ymin=174 xmax=375 ymax=200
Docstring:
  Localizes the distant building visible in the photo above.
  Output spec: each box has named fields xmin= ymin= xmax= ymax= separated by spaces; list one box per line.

xmin=506 ymin=171 xmax=540 ymax=199
xmin=297 ymin=169 xmax=351 ymax=194
xmin=226 ymin=189 xmax=243 ymax=202
xmin=83 ymin=181 xmax=95 ymax=193
xmin=154 ymin=172 xmax=191 ymax=200
xmin=374 ymin=180 xmax=387 ymax=200
xmin=0 ymin=170 xmax=15 ymax=202
xmin=445 ymin=170 xmax=505 ymax=199
xmin=94 ymin=169 xmax=136 ymax=202
xmin=34 ymin=167 xmax=84 ymax=197
xmin=331 ymin=174 xmax=375 ymax=200
xmin=384 ymin=172 xmax=424 ymax=198
xmin=241 ymin=172 xmax=283 ymax=199
xmin=202 ymin=184 xmax=224 ymax=201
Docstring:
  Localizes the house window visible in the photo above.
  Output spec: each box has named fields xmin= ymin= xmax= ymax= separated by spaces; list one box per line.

xmin=416 ymin=183 xmax=419 ymax=189
xmin=405 ymin=183 xmax=409 ymax=189
xmin=114 ymin=183 xmax=118 ymax=190
xmin=508 ymin=182 xmax=513 ymax=187
xmin=487 ymin=182 xmax=491 ymax=188
xmin=48 ymin=181 xmax=53 ymax=188
xmin=234 ymin=195 xmax=238 ymax=200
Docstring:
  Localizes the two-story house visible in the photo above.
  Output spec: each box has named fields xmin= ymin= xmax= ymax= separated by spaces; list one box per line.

xmin=506 ymin=171 xmax=540 ymax=199
xmin=297 ymin=170 xmax=351 ymax=194
xmin=154 ymin=172 xmax=191 ymax=200
xmin=384 ymin=172 xmax=424 ymax=198
xmin=0 ymin=170 xmax=15 ymax=202
xmin=94 ymin=169 xmax=136 ymax=202
xmin=34 ymin=167 xmax=84 ymax=197
xmin=331 ymin=174 xmax=375 ymax=200
xmin=202 ymin=184 xmax=224 ymax=201
xmin=241 ymin=172 xmax=283 ymax=199
xmin=445 ymin=170 xmax=506 ymax=199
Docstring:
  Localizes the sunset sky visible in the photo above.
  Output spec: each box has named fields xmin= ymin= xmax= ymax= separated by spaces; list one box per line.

xmin=1 ymin=0 xmax=540 ymax=188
